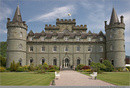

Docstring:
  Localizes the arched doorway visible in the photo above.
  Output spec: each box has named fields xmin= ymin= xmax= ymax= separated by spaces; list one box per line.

xmin=63 ymin=58 xmax=70 ymax=68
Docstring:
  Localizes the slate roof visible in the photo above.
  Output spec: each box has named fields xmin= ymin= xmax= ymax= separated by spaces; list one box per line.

xmin=13 ymin=5 xmax=22 ymax=22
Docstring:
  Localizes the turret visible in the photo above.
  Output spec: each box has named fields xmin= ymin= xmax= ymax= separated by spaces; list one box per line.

xmin=6 ymin=5 xmax=28 ymax=68
xmin=105 ymin=8 xmax=125 ymax=67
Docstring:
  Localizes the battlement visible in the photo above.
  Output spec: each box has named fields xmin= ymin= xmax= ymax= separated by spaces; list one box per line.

xmin=7 ymin=18 xmax=28 ymax=30
xmin=105 ymin=22 xmax=125 ymax=31
xmin=73 ymin=25 xmax=87 ymax=30
xmin=56 ymin=18 xmax=76 ymax=24
xmin=45 ymin=24 xmax=59 ymax=30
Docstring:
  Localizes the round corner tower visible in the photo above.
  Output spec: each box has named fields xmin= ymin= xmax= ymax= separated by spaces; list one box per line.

xmin=6 ymin=5 xmax=28 ymax=68
xmin=105 ymin=8 xmax=125 ymax=67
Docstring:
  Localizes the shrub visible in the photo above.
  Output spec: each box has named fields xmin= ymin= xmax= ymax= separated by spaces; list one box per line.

xmin=43 ymin=63 xmax=49 ymax=70
xmin=126 ymin=66 xmax=130 ymax=71
xmin=47 ymin=69 xmax=55 ymax=72
xmin=77 ymin=64 xmax=85 ymax=70
xmin=16 ymin=67 xmax=24 ymax=72
xmin=48 ymin=65 xmax=55 ymax=70
xmin=102 ymin=60 xmax=114 ymax=72
xmin=53 ymin=65 xmax=59 ymax=70
xmin=82 ymin=66 xmax=90 ymax=70
xmin=82 ymin=69 xmax=91 ymax=72
xmin=10 ymin=61 xmax=20 ymax=71
xmin=37 ymin=70 xmax=45 ymax=74
xmin=0 ymin=56 xmax=6 ymax=67
xmin=0 ymin=66 xmax=6 ymax=72
xmin=28 ymin=64 xmax=36 ymax=71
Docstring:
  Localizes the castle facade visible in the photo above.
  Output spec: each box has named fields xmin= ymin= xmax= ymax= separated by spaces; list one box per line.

xmin=6 ymin=5 xmax=125 ymax=68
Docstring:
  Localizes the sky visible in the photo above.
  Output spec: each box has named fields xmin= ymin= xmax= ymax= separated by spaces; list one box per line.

xmin=0 ymin=0 xmax=130 ymax=55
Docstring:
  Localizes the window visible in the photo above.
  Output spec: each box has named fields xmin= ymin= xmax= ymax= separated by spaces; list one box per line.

xmin=99 ymin=46 xmax=103 ymax=52
xmin=65 ymin=46 xmax=68 ymax=52
xmin=110 ymin=45 xmax=113 ymax=51
xmin=110 ymin=34 xmax=112 ymax=39
xmin=100 ymin=37 xmax=103 ymax=41
xmin=19 ymin=44 xmax=23 ymax=50
xmin=41 ymin=46 xmax=45 ymax=52
xmin=53 ymin=37 xmax=57 ymax=41
xmin=88 ymin=37 xmax=91 ymax=41
xmin=30 ymin=46 xmax=33 ymax=52
xmin=76 ymin=37 xmax=80 ymax=41
xmin=100 ymin=58 xmax=103 ymax=63
xmin=29 ymin=37 xmax=32 ymax=41
xmin=88 ymin=46 xmax=92 ymax=52
xmin=20 ymin=32 xmax=22 ymax=37
xmin=53 ymin=46 xmax=57 ymax=52
xmin=30 ymin=58 xmax=33 ymax=64
xmin=111 ymin=60 xmax=114 ymax=66
xmin=88 ymin=59 xmax=92 ymax=65
xmin=65 ymin=37 xmax=68 ymax=41
xmin=41 ymin=37 xmax=45 ymax=41
xmin=77 ymin=46 xmax=80 ymax=52
xmin=42 ymin=59 xmax=45 ymax=65
xmin=53 ymin=58 xmax=57 ymax=66
xmin=19 ymin=58 xmax=22 ymax=66
xmin=77 ymin=59 xmax=80 ymax=65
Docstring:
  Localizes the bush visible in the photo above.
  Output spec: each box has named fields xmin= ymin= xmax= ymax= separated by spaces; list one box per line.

xmin=126 ymin=66 xmax=130 ymax=71
xmin=37 ymin=70 xmax=45 ymax=74
xmin=10 ymin=61 xmax=20 ymax=71
xmin=82 ymin=66 xmax=90 ymax=70
xmin=0 ymin=66 xmax=6 ymax=72
xmin=82 ymin=69 xmax=91 ymax=72
xmin=0 ymin=56 xmax=6 ymax=67
xmin=48 ymin=65 xmax=55 ymax=70
xmin=102 ymin=60 xmax=114 ymax=72
xmin=16 ymin=67 xmax=24 ymax=72
xmin=53 ymin=65 xmax=59 ymax=70
xmin=77 ymin=64 xmax=85 ymax=70
xmin=28 ymin=64 xmax=36 ymax=71
xmin=47 ymin=69 xmax=55 ymax=72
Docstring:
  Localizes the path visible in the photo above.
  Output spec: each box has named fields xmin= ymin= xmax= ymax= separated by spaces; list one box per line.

xmin=55 ymin=70 xmax=115 ymax=86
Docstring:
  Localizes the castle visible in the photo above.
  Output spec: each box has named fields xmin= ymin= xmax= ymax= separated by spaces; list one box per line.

xmin=6 ymin=5 xmax=125 ymax=68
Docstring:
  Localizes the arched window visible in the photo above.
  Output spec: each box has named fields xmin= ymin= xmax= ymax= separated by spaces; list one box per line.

xmin=77 ymin=59 xmax=80 ymax=65
xmin=30 ymin=46 xmax=33 ymax=52
xmin=19 ymin=58 xmax=22 ymax=66
xmin=42 ymin=59 xmax=45 ymax=65
xmin=20 ymin=32 xmax=23 ymax=38
xmin=100 ymin=58 xmax=103 ymax=63
xmin=41 ymin=46 xmax=45 ymax=52
xmin=111 ymin=60 xmax=114 ymax=66
xmin=88 ymin=59 xmax=92 ymax=65
xmin=30 ymin=58 xmax=33 ymax=64
xmin=53 ymin=46 xmax=57 ymax=52
xmin=53 ymin=58 xmax=57 ymax=66
xmin=88 ymin=46 xmax=92 ymax=52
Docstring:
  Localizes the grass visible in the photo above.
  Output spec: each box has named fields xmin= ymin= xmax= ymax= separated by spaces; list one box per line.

xmin=0 ymin=72 xmax=55 ymax=86
xmin=82 ymin=72 xmax=130 ymax=86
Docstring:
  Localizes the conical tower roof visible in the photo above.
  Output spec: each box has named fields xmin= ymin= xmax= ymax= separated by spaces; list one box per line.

xmin=13 ymin=5 xmax=22 ymax=22
xmin=109 ymin=8 xmax=119 ymax=25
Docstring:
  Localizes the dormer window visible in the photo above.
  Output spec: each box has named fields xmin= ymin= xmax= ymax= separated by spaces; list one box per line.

xmin=100 ymin=37 xmax=103 ymax=41
xmin=65 ymin=37 xmax=68 ymax=41
xmin=76 ymin=37 xmax=80 ymax=41
xmin=88 ymin=37 xmax=91 ymax=41
xmin=29 ymin=37 xmax=32 ymax=41
xmin=41 ymin=37 xmax=45 ymax=41
xmin=53 ymin=37 xmax=57 ymax=41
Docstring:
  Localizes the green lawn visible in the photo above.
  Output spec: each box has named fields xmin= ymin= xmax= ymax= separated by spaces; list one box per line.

xmin=82 ymin=72 xmax=130 ymax=86
xmin=0 ymin=72 xmax=55 ymax=86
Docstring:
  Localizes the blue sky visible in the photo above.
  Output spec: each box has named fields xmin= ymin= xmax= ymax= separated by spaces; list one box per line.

xmin=0 ymin=0 xmax=130 ymax=55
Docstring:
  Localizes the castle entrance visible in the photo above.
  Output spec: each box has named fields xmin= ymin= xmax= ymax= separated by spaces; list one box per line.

xmin=63 ymin=58 xmax=70 ymax=68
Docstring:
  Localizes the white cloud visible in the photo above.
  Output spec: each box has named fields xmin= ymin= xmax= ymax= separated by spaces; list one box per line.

xmin=0 ymin=2 xmax=12 ymax=34
xmin=27 ymin=5 xmax=76 ymax=22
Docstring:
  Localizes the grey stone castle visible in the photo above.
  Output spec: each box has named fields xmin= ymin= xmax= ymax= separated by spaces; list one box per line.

xmin=6 ymin=5 xmax=125 ymax=68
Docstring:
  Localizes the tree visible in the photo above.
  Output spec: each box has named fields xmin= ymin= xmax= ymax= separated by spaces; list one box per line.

xmin=0 ymin=42 xmax=7 ymax=58
xmin=0 ymin=56 xmax=6 ymax=67
xmin=102 ymin=60 xmax=114 ymax=72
